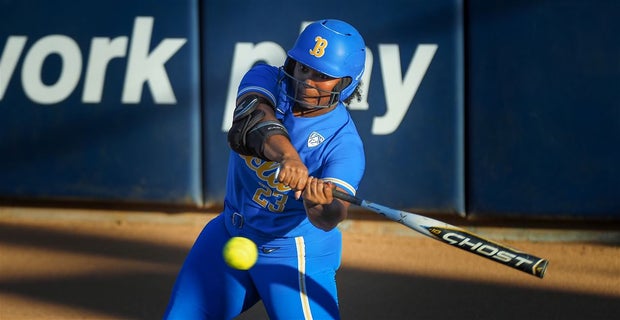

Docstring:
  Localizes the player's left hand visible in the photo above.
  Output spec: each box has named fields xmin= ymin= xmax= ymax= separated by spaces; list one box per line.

xmin=276 ymin=158 xmax=308 ymax=199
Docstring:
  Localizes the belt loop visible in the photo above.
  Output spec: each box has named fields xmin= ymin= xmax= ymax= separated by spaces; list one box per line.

xmin=232 ymin=212 xmax=244 ymax=228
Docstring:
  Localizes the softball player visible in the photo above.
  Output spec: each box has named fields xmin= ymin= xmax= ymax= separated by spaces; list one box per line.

xmin=164 ymin=19 xmax=366 ymax=319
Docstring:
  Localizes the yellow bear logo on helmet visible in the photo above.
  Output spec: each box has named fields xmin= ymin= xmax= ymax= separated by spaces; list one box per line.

xmin=309 ymin=36 xmax=328 ymax=58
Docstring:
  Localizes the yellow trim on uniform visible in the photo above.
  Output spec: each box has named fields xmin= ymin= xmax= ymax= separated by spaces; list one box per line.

xmin=295 ymin=236 xmax=313 ymax=320
xmin=322 ymin=177 xmax=356 ymax=195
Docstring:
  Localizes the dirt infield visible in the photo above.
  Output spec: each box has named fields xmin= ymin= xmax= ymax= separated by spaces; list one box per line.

xmin=1 ymin=206 xmax=619 ymax=319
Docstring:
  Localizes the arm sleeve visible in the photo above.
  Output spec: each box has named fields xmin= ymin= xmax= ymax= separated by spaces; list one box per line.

xmin=321 ymin=132 xmax=366 ymax=195
xmin=237 ymin=64 xmax=280 ymax=106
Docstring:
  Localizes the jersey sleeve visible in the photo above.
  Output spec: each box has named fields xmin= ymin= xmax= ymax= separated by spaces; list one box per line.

xmin=236 ymin=64 xmax=280 ymax=106
xmin=321 ymin=130 xmax=366 ymax=195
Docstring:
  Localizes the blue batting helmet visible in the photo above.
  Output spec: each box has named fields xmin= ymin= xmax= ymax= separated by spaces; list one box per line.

xmin=287 ymin=19 xmax=366 ymax=101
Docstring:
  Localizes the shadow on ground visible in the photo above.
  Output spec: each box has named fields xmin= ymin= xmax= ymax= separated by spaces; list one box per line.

xmin=1 ymin=221 xmax=618 ymax=320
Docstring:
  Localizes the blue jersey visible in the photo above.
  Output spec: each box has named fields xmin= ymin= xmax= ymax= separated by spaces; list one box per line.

xmin=224 ymin=63 xmax=365 ymax=237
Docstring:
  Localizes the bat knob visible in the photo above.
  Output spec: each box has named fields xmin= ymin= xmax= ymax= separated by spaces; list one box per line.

xmin=274 ymin=165 xmax=281 ymax=183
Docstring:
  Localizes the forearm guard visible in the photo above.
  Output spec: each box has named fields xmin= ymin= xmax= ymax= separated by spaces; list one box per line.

xmin=227 ymin=95 xmax=290 ymax=160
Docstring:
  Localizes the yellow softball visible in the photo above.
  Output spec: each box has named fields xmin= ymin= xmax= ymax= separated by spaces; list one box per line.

xmin=222 ymin=236 xmax=258 ymax=270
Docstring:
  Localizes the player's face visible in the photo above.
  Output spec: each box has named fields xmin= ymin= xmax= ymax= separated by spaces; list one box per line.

xmin=293 ymin=63 xmax=341 ymax=108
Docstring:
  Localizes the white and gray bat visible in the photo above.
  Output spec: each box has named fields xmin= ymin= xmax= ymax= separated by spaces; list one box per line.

xmin=332 ymin=189 xmax=548 ymax=278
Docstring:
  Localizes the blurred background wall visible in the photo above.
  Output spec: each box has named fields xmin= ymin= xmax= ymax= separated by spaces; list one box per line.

xmin=1 ymin=0 xmax=618 ymax=220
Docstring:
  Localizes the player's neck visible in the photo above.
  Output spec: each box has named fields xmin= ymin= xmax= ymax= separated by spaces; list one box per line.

xmin=292 ymin=104 xmax=336 ymax=117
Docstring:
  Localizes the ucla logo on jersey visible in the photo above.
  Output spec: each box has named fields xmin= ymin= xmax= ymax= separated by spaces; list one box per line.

xmin=240 ymin=155 xmax=290 ymax=212
xmin=307 ymin=131 xmax=325 ymax=147
xmin=309 ymin=36 xmax=328 ymax=58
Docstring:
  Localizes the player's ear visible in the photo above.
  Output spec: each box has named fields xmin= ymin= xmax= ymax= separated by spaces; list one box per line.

xmin=333 ymin=77 xmax=352 ymax=93
xmin=329 ymin=77 xmax=352 ymax=105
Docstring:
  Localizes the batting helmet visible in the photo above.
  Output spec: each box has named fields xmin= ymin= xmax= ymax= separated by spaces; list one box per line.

xmin=286 ymin=19 xmax=366 ymax=101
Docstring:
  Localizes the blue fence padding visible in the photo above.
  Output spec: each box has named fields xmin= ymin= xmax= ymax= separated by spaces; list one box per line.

xmin=0 ymin=0 xmax=202 ymax=206
xmin=466 ymin=0 xmax=620 ymax=218
xmin=1 ymin=0 xmax=617 ymax=220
